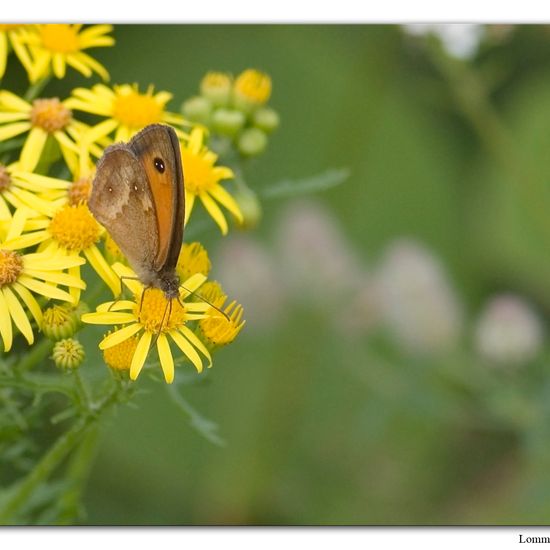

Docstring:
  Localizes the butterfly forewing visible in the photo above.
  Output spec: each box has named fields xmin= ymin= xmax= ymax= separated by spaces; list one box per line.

xmin=128 ymin=124 xmax=184 ymax=274
xmin=89 ymin=145 xmax=160 ymax=282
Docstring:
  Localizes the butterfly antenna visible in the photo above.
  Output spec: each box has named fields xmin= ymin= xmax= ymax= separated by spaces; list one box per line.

xmin=178 ymin=284 xmax=230 ymax=321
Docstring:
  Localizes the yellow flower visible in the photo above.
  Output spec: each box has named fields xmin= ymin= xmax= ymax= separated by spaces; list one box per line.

xmin=0 ymin=25 xmax=33 ymax=80
xmin=0 ymin=162 xmax=70 ymax=221
xmin=15 ymin=24 xmax=114 ymax=83
xmin=3 ymin=204 xmax=119 ymax=302
xmin=66 ymin=83 xmax=184 ymax=143
xmin=181 ymin=127 xmax=243 ymax=234
xmin=233 ymin=69 xmax=272 ymax=108
xmin=82 ymin=263 xmax=214 ymax=384
xmin=103 ymin=329 xmax=139 ymax=372
xmin=177 ymin=241 xmax=212 ymax=281
xmin=0 ymin=238 xmax=85 ymax=352
xmin=0 ymin=91 xmax=96 ymax=173
xmin=199 ymin=288 xmax=245 ymax=347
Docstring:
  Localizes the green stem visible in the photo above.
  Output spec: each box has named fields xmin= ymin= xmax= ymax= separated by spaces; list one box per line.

xmin=0 ymin=383 xmax=119 ymax=524
xmin=0 ymin=374 xmax=74 ymax=398
xmin=54 ymin=426 xmax=100 ymax=525
xmin=427 ymin=39 xmax=550 ymax=243
xmin=23 ymin=76 xmax=51 ymax=103
xmin=72 ymin=370 xmax=91 ymax=409
xmin=17 ymin=337 xmax=54 ymax=373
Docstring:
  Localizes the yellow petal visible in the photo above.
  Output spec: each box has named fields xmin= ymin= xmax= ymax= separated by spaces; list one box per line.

xmin=156 ymin=333 xmax=174 ymax=384
xmin=99 ymin=323 xmax=142 ymax=350
xmin=3 ymin=286 xmax=33 ymax=345
xmin=179 ymin=324 xmax=212 ymax=367
xmin=24 ymin=268 xmax=86 ymax=289
xmin=20 ymin=127 xmax=48 ymax=172
xmin=83 ymin=311 xmax=137 ymax=326
xmin=0 ymin=121 xmax=31 ymax=141
xmin=179 ymin=273 xmax=207 ymax=298
xmin=184 ymin=190 xmax=195 ymax=226
xmin=200 ymin=192 xmax=228 ymax=235
xmin=84 ymin=245 xmax=120 ymax=296
xmin=52 ymin=52 xmax=66 ymax=78
xmin=12 ymin=281 xmax=42 ymax=325
xmin=0 ymin=288 xmax=13 ymax=351
xmin=0 ymin=90 xmax=31 ymax=112
xmin=18 ymin=275 xmax=74 ymax=303
xmin=208 ymin=184 xmax=243 ymax=222
xmin=170 ymin=330 xmax=203 ymax=373
xmin=130 ymin=331 xmax=152 ymax=380
xmin=0 ymin=32 xmax=9 ymax=79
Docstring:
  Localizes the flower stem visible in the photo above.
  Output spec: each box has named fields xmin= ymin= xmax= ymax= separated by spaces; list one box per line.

xmin=23 ymin=76 xmax=51 ymax=103
xmin=0 ymin=383 xmax=119 ymax=525
xmin=17 ymin=337 xmax=53 ymax=372
xmin=426 ymin=39 xmax=550 ymax=244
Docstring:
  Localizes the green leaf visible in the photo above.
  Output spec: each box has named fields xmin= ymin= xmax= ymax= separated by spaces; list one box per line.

xmin=260 ymin=167 xmax=350 ymax=199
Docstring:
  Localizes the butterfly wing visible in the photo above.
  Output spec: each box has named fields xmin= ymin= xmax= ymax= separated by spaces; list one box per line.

xmin=89 ymin=144 xmax=159 ymax=283
xmin=128 ymin=124 xmax=184 ymax=274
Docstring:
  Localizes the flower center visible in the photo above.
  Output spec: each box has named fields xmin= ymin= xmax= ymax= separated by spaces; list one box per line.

xmin=48 ymin=204 xmax=100 ymax=251
xmin=31 ymin=98 xmax=72 ymax=133
xmin=0 ymin=165 xmax=11 ymax=192
xmin=181 ymin=149 xmax=216 ymax=194
xmin=136 ymin=288 xmax=187 ymax=333
xmin=103 ymin=330 xmax=139 ymax=371
xmin=68 ymin=177 xmax=92 ymax=205
xmin=234 ymin=69 xmax=272 ymax=105
xmin=0 ymin=249 xmax=23 ymax=286
xmin=39 ymin=24 xmax=80 ymax=53
xmin=112 ymin=88 xmax=163 ymax=129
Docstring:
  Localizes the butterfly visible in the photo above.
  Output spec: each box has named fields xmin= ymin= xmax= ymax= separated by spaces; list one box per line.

xmin=88 ymin=124 xmax=184 ymax=304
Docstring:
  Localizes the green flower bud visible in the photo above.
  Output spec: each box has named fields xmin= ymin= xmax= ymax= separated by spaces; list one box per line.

xmin=237 ymin=128 xmax=268 ymax=157
xmin=252 ymin=107 xmax=280 ymax=133
xmin=182 ymin=96 xmax=213 ymax=125
xmin=211 ymin=108 xmax=246 ymax=137
xmin=200 ymin=72 xmax=232 ymax=107
xmin=42 ymin=304 xmax=79 ymax=340
xmin=234 ymin=186 xmax=262 ymax=230
xmin=52 ymin=338 xmax=85 ymax=370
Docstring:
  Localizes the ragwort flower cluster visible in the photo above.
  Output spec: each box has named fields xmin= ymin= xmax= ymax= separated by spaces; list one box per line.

xmin=0 ymin=24 xmax=247 ymax=384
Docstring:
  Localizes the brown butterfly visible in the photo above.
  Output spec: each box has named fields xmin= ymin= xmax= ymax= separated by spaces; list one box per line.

xmin=88 ymin=124 xmax=184 ymax=302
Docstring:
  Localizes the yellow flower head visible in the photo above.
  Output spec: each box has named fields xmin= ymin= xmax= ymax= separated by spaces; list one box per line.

xmin=200 ymin=71 xmax=232 ymax=106
xmin=66 ymin=83 xmax=184 ymax=143
xmin=0 ymin=162 xmax=70 ymax=221
xmin=199 ymin=298 xmax=245 ymax=347
xmin=0 ymin=90 xmax=96 ymax=173
xmin=177 ymin=241 xmax=212 ymax=281
xmin=103 ymin=329 xmax=139 ymax=373
xmin=3 ymin=205 xmax=119 ymax=303
xmin=16 ymin=24 xmax=114 ymax=82
xmin=181 ymin=127 xmax=243 ymax=234
xmin=0 ymin=236 xmax=85 ymax=352
xmin=82 ymin=263 xmax=215 ymax=384
xmin=234 ymin=69 xmax=272 ymax=107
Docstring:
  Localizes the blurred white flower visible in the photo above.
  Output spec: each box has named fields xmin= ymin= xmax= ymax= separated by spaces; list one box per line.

xmin=374 ymin=239 xmax=463 ymax=356
xmin=475 ymin=294 xmax=544 ymax=366
xmin=274 ymin=199 xmax=365 ymax=310
xmin=213 ymin=234 xmax=285 ymax=332
xmin=404 ymin=24 xmax=484 ymax=59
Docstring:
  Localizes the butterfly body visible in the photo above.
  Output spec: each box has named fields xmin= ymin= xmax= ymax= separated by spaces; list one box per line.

xmin=89 ymin=124 xmax=184 ymax=300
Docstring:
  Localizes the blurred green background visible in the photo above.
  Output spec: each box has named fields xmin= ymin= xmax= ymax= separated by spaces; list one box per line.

xmin=68 ymin=25 xmax=550 ymax=524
